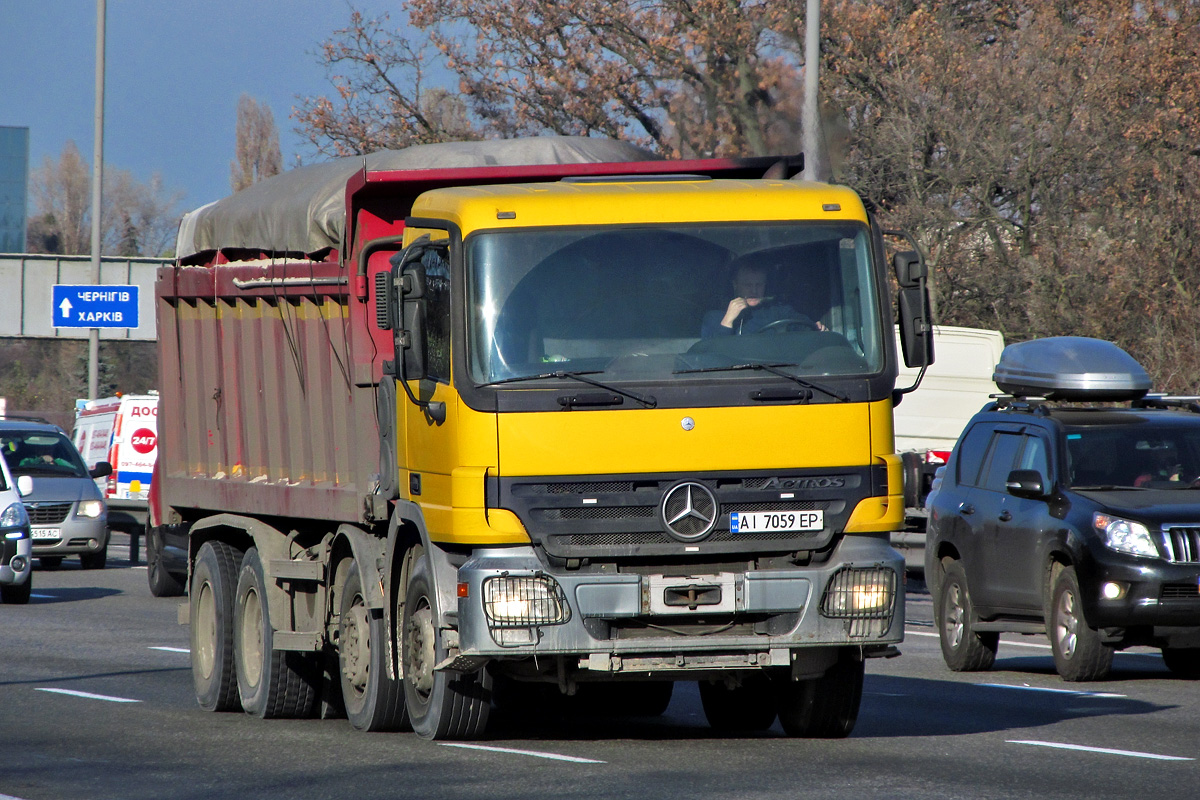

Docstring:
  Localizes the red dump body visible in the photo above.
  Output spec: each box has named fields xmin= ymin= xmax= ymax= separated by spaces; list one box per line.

xmin=154 ymin=152 xmax=791 ymax=528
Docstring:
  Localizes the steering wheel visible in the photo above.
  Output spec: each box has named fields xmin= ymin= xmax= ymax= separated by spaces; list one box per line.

xmin=757 ymin=317 xmax=818 ymax=334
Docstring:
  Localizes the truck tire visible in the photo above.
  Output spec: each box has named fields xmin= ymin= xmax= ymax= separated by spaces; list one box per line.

xmin=234 ymin=547 xmax=319 ymax=718
xmin=937 ymin=560 xmax=998 ymax=671
xmin=1 ymin=575 xmax=31 ymax=605
xmin=401 ymin=556 xmax=492 ymax=740
xmin=147 ymin=526 xmax=185 ymax=597
xmin=776 ymin=650 xmax=864 ymax=738
xmin=338 ymin=561 xmax=408 ymax=731
xmin=699 ymin=674 xmax=777 ymax=732
xmin=1161 ymin=648 xmax=1200 ymax=679
xmin=191 ymin=540 xmax=244 ymax=712
xmin=1048 ymin=566 xmax=1112 ymax=681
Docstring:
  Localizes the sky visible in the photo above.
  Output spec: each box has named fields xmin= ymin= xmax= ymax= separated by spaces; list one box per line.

xmin=1 ymin=0 xmax=400 ymax=214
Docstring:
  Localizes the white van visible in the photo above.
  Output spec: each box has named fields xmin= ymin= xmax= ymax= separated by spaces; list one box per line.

xmin=892 ymin=327 xmax=1005 ymax=572
xmin=73 ymin=393 xmax=159 ymax=535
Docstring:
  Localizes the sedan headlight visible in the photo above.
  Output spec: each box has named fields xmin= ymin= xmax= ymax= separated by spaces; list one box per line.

xmin=0 ymin=501 xmax=29 ymax=530
xmin=1094 ymin=513 xmax=1159 ymax=558
xmin=77 ymin=500 xmax=105 ymax=519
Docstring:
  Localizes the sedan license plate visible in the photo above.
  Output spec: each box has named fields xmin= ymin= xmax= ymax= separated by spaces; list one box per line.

xmin=730 ymin=510 xmax=822 ymax=534
xmin=31 ymin=527 xmax=61 ymax=541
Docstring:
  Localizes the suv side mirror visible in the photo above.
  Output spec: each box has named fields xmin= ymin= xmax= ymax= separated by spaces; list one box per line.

xmin=1006 ymin=469 xmax=1048 ymax=499
xmin=16 ymin=475 xmax=33 ymax=497
xmin=90 ymin=461 xmax=113 ymax=480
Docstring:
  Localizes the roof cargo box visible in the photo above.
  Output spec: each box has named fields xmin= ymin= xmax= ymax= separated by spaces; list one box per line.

xmin=992 ymin=336 xmax=1151 ymax=401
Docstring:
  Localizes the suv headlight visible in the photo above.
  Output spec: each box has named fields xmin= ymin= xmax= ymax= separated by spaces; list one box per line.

xmin=1094 ymin=513 xmax=1159 ymax=558
xmin=77 ymin=500 xmax=105 ymax=519
xmin=1 ymin=501 xmax=29 ymax=530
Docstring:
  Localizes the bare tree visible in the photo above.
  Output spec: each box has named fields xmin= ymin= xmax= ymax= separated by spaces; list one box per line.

xmin=26 ymin=141 xmax=183 ymax=257
xmin=29 ymin=140 xmax=91 ymax=255
xmin=231 ymin=94 xmax=283 ymax=192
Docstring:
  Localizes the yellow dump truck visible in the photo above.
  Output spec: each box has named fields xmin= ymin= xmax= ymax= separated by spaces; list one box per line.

xmin=152 ymin=137 xmax=932 ymax=740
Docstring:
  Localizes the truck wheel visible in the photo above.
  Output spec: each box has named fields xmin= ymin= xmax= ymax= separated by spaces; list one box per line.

xmin=699 ymin=674 xmax=777 ymax=732
xmin=234 ymin=547 xmax=318 ymax=718
xmin=937 ymin=560 xmax=998 ymax=671
xmin=401 ymin=556 xmax=491 ymax=740
xmin=147 ymin=526 xmax=185 ymax=597
xmin=191 ymin=540 xmax=244 ymax=712
xmin=1049 ymin=566 xmax=1112 ymax=681
xmin=1161 ymin=648 xmax=1200 ymax=679
xmin=776 ymin=650 xmax=864 ymax=738
xmin=79 ymin=547 xmax=107 ymax=570
xmin=338 ymin=562 xmax=408 ymax=731
xmin=1 ymin=575 xmax=31 ymax=605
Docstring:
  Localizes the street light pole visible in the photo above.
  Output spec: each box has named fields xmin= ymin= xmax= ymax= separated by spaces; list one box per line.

xmin=88 ymin=0 xmax=106 ymax=400
xmin=801 ymin=0 xmax=823 ymax=182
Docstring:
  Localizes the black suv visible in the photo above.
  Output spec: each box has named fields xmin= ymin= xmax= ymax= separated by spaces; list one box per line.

xmin=926 ymin=337 xmax=1200 ymax=681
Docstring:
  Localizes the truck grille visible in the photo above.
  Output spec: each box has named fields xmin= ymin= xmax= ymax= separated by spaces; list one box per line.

xmin=25 ymin=502 xmax=72 ymax=525
xmin=1162 ymin=526 xmax=1200 ymax=563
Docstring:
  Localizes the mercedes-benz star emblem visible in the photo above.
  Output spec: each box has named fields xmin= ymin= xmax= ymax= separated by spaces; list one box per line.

xmin=661 ymin=482 xmax=718 ymax=541
xmin=681 ymin=416 xmax=695 ymax=431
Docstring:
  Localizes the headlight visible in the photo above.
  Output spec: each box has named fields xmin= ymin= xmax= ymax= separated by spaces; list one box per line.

xmin=0 ymin=502 xmax=29 ymax=529
xmin=1094 ymin=513 xmax=1159 ymax=558
xmin=77 ymin=500 xmax=105 ymax=519
xmin=821 ymin=567 xmax=897 ymax=618
xmin=482 ymin=575 xmax=569 ymax=628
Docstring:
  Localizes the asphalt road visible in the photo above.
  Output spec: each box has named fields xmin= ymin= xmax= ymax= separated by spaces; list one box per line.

xmin=2 ymin=537 xmax=1197 ymax=800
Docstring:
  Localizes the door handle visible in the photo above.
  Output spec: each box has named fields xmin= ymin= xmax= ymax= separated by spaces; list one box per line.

xmin=958 ymin=503 xmax=975 ymax=515
xmin=998 ymin=510 xmax=1013 ymax=522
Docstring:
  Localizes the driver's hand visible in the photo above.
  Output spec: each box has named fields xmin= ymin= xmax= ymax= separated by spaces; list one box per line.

xmin=721 ymin=297 xmax=749 ymax=328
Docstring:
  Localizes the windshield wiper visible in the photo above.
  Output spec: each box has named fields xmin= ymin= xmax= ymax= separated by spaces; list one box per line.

xmin=479 ymin=370 xmax=657 ymax=408
xmin=673 ymin=362 xmax=850 ymax=402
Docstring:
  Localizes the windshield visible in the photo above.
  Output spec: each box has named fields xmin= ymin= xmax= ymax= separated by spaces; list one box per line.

xmin=1066 ymin=424 xmax=1200 ymax=489
xmin=466 ymin=223 xmax=885 ymax=384
xmin=0 ymin=430 xmax=90 ymax=478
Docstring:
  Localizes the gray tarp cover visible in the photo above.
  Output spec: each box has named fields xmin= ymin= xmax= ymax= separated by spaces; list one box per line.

xmin=176 ymin=137 xmax=660 ymax=259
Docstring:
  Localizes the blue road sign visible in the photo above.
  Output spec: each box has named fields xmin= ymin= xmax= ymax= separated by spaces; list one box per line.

xmin=52 ymin=284 xmax=140 ymax=329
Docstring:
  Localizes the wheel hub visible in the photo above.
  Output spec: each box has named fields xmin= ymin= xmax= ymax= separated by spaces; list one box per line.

xmin=406 ymin=602 xmax=436 ymax=698
xmin=342 ymin=602 xmax=371 ymax=693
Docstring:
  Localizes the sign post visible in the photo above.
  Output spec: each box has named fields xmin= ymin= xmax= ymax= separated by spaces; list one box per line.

xmin=52 ymin=284 xmax=139 ymax=329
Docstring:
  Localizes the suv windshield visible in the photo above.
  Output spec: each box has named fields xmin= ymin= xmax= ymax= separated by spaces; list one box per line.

xmin=1065 ymin=423 xmax=1200 ymax=489
xmin=0 ymin=430 xmax=90 ymax=478
xmin=466 ymin=223 xmax=884 ymax=385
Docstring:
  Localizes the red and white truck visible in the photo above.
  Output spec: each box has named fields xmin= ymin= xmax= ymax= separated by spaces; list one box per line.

xmin=73 ymin=392 xmax=159 ymax=536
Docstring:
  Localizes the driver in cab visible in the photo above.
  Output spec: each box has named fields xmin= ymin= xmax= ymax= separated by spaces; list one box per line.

xmin=700 ymin=261 xmax=825 ymax=338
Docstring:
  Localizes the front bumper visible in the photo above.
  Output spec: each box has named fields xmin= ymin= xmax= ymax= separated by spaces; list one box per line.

xmin=1083 ymin=548 xmax=1200 ymax=636
xmin=0 ymin=532 xmax=32 ymax=586
xmin=454 ymin=534 xmax=903 ymax=673
xmin=30 ymin=513 xmax=108 ymax=557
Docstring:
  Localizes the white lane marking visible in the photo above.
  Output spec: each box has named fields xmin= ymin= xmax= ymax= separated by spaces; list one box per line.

xmin=36 ymin=688 xmax=141 ymax=704
xmin=980 ymin=683 xmax=1125 ymax=699
xmin=30 ymin=593 xmax=55 ymax=599
xmin=439 ymin=743 xmax=606 ymax=764
xmin=907 ymin=627 xmax=1163 ymax=657
xmin=0 ymin=794 xmax=31 ymax=800
xmin=1008 ymin=740 xmax=1193 ymax=761
xmin=906 ymin=630 xmax=1051 ymax=650
xmin=149 ymin=646 xmax=190 ymax=653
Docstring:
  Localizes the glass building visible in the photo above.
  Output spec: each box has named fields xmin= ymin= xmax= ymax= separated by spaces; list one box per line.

xmin=0 ymin=126 xmax=29 ymax=253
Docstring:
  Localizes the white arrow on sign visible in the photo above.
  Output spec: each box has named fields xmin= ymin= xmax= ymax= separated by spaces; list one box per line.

xmin=59 ymin=298 xmax=73 ymax=318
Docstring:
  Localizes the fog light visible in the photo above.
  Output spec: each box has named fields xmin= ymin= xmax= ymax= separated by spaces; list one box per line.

xmin=10 ymin=556 xmax=27 ymax=572
xmin=482 ymin=575 xmax=569 ymax=628
xmin=1102 ymin=581 xmax=1127 ymax=600
xmin=88 ymin=539 xmax=100 ymax=550
xmin=821 ymin=567 xmax=897 ymax=619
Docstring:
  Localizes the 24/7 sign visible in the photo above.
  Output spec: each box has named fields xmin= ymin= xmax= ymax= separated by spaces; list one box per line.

xmin=52 ymin=284 xmax=139 ymax=328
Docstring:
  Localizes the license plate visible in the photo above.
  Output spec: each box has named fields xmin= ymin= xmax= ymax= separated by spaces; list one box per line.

xmin=730 ymin=510 xmax=823 ymax=533
xmin=31 ymin=527 xmax=61 ymax=541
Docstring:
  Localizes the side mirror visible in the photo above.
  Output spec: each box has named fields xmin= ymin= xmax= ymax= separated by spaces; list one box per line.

xmin=898 ymin=286 xmax=933 ymax=368
xmin=1006 ymin=469 xmax=1048 ymax=499
xmin=400 ymin=260 xmax=429 ymax=382
xmin=90 ymin=461 xmax=113 ymax=480
xmin=16 ymin=475 xmax=33 ymax=497
xmin=893 ymin=250 xmax=926 ymax=288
